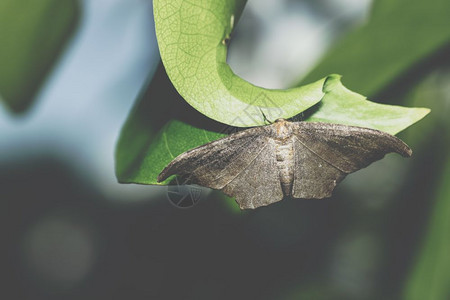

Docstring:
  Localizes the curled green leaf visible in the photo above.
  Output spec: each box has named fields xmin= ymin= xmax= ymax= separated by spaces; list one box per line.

xmin=154 ymin=0 xmax=325 ymax=127
xmin=305 ymin=75 xmax=430 ymax=135
xmin=117 ymin=1 xmax=431 ymax=186
xmin=116 ymin=71 xmax=429 ymax=186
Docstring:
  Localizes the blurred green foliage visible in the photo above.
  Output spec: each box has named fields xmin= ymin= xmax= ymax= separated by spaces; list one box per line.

xmin=0 ymin=0 xmax=79 ymax=113
xmin=300 ymin=0 xmax=450 ymax=98
xmin=404 ymin=154 xmax=450 ymax=300
xmin=400 ymin=69 xmax=450 ymax=300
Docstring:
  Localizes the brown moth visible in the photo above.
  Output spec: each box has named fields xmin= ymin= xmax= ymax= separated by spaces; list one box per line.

xmin=157 ymin=119 xmax=412 ymax=209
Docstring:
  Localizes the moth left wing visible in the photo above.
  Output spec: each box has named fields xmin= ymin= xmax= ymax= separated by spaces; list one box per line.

xmin=291 ymin=122 xmax=412 ymax=199
xmin=158 ymin=127 xmax=269 ymax=189
xmin=158 ymin=127 xmax=284 ymax=209
xmin=221 ymin=139 xmax=284 ymax=209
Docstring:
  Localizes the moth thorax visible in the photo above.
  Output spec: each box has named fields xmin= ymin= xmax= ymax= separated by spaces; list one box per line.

xmin=273 ymin=120 xmax=292 ymax=139
xmin=274 ymin=139 xmax=295 ymax=196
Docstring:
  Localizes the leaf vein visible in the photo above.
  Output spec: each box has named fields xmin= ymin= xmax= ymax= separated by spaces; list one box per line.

xmin=163 ymin=132 xmax=175 ymax=159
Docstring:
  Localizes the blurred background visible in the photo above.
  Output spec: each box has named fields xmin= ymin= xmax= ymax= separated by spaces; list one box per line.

xmin=1 ymin=0 xmax=449 ymax=299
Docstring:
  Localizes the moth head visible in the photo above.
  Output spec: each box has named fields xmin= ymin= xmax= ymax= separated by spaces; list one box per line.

xmin=272 ymin=118 xmax=292 ymax=139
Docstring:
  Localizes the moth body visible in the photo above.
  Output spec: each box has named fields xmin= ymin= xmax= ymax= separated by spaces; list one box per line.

xmin=270 ymin=119 xmax=296 ymax=196
xmin=273 ymin=138 xmax=295 ymax=196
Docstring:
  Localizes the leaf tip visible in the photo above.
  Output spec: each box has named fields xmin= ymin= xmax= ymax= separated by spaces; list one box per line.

xmin=323 ymin=74 xmax=343 ymax=93
xmin=419 ymin=107 xmax=431 ymax=116
xmin=413 ymin=106 xmax=432 ymax=122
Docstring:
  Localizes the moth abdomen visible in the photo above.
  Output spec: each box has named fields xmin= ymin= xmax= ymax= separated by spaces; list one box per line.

xmin=274 ymin=139 xmax=295 ymax=196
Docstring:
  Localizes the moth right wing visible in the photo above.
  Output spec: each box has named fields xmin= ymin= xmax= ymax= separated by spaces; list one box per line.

xmin=291 ymin=122 xmax=412 ymax=199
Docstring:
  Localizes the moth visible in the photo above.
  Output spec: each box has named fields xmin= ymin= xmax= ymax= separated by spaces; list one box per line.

xmin=157 ymin=119 xmax=412 ymax=209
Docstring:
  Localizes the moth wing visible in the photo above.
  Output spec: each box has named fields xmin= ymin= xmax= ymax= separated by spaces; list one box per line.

xmin=158 ymin=127 xmax=271 ymax=189
xmin=291 ymin=122 xmax=412 ymax=199
xmin=221 ymin=140 xmax=284 ymax=209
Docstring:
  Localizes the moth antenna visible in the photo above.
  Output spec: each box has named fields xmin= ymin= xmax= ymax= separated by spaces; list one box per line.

xmin=260 ymin=109 xmax=273 ymax=124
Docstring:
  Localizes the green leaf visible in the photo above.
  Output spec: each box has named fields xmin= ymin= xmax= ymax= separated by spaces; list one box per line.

xmin=116 ymin=69 xmax=429 ymax=185
xmin=305 ymin=75 xmax=430 ymax=135
xmin=0 ymin=0 xmax=79 ymax=113
xmin=117 ymin=0 xmax=431 ymax=186
xmin=118 ymin=119 xmax=224 ymax=185
xmin=153 ymin=0 xmax=325 ymax=127
xmin=148 ymin=121 xmax=224 ymax=185
xmin=300 ymin=0 xmax=450 ymax=98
